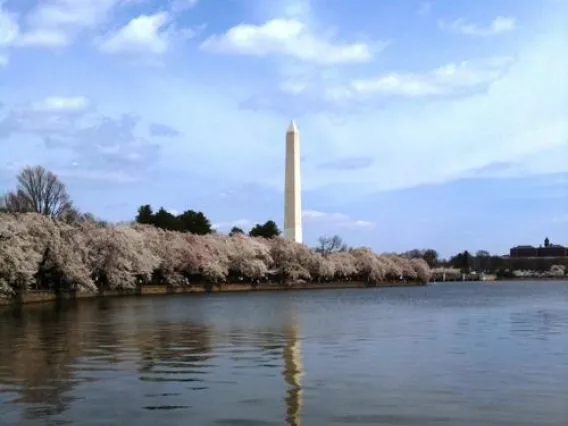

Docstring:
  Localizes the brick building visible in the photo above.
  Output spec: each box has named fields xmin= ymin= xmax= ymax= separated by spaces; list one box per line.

xmin=510 ymin=238 xmax=568 ymax=258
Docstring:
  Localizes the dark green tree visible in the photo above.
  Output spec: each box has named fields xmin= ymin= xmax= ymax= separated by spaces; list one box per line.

xmin=177 ymin=209 xmax=212 ymax=235
xmin=249 ymin=220 xmax=281 ymax=238
xmin=229 ymin=226 xmax=244 ymax=236
xmin=448 ymin=250 xmax=473 ymax=273
xmin=153 ymin=208 xmax=179 ymax=231
xmin=136 ymin=204 xmax=154 ymax=225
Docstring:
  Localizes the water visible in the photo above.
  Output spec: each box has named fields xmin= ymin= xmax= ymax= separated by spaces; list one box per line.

xmin=1 ymin=282 xmax=568 ymax=426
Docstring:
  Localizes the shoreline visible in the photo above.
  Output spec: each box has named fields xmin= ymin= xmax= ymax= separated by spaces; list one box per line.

xmin=432 ymin=276 xmax=568 ymax=283
xmin=0 ymin=280 xmax=426 ymax=306
xmin=494 ymin=276 xmax=568 ymax=282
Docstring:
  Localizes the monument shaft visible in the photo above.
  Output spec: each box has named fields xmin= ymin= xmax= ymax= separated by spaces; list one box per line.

xmin=284 ymin=121 xmax=303 ymax=244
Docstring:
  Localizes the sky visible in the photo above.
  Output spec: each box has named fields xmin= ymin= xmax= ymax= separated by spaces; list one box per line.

xmin=0 ymin=0 xmax=567 ymax=258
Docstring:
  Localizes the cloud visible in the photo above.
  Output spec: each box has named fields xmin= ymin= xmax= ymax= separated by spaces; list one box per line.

xmin=238 ymin=21 xmax=567 ymax=194
xmin=439 ymin=16 xmax=516 ymax=37
xmin=0 ymin=3 xmax=19 ymax=46
xmin=57 ymin=168 xmax=141 ymax=184
xmin=318 ymin=156 xmax=373 ymax=170
xmin=0 ymin=97 xmax=86 ymax=137
xmin=243 ymin=55 xmax=515 ymax=112
xmin=15 ymin=29 xmax=69 ymax=47
xmin=32 ymin=96 xmax=91 ymax=113
xmin=201 ymin=18 xmax=383 ymax=65
xmin=350 ymin=56 xmax=514 ymax=98
xmin=18 ymin=0 xmax=127 ymax=47
xmin=0 ymin=97 xmax=160 ymax=180
xmin=97 ymin=12 xmax=173 ymax=56
xmin=149 ymin=123 xmax=181 ymax=137
xmin=303 ymin=210 xmax=375 ymax=229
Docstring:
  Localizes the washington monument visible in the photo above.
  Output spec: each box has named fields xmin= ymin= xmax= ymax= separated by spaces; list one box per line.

xmin=284 ymin=120 xmax=303 ymax=244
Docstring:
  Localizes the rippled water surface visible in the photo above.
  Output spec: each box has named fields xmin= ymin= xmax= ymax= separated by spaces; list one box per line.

xmin=1 ymin=282 xmax=568 ymax=425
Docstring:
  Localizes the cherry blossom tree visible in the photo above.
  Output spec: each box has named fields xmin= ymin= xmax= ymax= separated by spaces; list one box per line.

xmin=0 ymin=211 xmax=432 ymax=297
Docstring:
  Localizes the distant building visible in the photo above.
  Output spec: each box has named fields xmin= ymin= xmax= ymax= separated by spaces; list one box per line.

xmin=510 ymin=238 xmax=568 ymax=258
xmin=539 ymin=244 xmax=568 ymax=257
xmin=510 ymin=245 xmax=539 ymax=258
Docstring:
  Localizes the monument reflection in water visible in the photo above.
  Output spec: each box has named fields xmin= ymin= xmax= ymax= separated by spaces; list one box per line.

xmin=283 ymin=320 xmax=303 ymax=426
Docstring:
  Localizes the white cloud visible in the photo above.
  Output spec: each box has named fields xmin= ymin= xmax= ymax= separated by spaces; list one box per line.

xmin=0 ymin=3 xmax=19 ymax=46
xmin=303 ymin=210 xmax=375 ymax=229
xmin=439 ymin=16 xmax=516 ymax=37
xmin=272 ymin=56 xmax=514 ymax=103
xmin=350 ymin=56 xmax=514 ymax=98
xmin=16 ymin=29 xmax=69 ymax=47
xmin=57 ymin=168 xmax=140 ymax=184
xmin=26 ymin=0 xmax=123 ymax=29
xmin=303 ymin=210 xmax=345 ymax=219
xmin=97 ymin=12 xmax=178 ymax=56
xmin=201 ymin=18 xmax=381 ymax=65
xmin=19 ymin=0 xmax=127 ymax=47
xmin=32 ymin=96 xmax=91 ymax=113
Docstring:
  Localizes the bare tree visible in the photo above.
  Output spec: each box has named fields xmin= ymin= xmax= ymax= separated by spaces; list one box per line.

xmin=315 ymin=235 xmax=347 ymax=257
xmin=3 ymin=166 xmax=74 ymax=219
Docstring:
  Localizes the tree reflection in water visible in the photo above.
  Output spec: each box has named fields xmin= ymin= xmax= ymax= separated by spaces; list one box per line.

xmin=136 ymin=321 xmax=214 ymax=384
xmin=0 ymin=297 xmax=305 ymax=425
xmin=0 ymin=299 xmax=118 ymax=420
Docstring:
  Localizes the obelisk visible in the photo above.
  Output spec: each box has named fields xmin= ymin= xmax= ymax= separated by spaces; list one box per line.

xmin=284 ymin=120 xmax=303 ymax=244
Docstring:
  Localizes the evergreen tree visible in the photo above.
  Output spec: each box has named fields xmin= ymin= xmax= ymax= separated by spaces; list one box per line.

xmin=249 ymin=220 xmax=281 ymax=238
xmin=177 ymin=210 xmax=212 ymax=235
xmin=229 ymin=226 xmax=244 ymax=236
xmin=153 ymin=208 xmax=179 ymax=231
xmin=135 ymin=205 xmax=154 ymax=225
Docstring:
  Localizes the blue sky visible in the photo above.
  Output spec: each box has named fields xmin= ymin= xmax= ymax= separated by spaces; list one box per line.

xmin=0 ymin=0 xmax=567 ymax=257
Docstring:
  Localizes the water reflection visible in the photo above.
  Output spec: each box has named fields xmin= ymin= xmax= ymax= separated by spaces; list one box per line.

xmin=1 ymin=283 xmax=568 ymax=426
xmin=137 ymin=322 xmax=214 ymax=384
xmin=0 ymin=296 xmax=307 ymax=424
xmin=282 ymin=321 xmax=303 ymax=426
xmin=0 ymin=301 xmax=97 ymax=420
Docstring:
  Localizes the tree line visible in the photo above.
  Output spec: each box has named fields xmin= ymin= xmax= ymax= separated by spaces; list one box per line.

xmin=3 ymin=165 xmax=563 ymax=295
xmin=0 ymin=166 xmax=431 ymax=297
xmin=399 ymin=248 xmax=568 ymax=277
xmin=135 ymin=205 xmax=281 ymax=239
